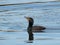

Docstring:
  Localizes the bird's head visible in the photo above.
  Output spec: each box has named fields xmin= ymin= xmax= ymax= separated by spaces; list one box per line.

xmin=25 ymin=17 xmax=33 ymax=22
xmin=25 ymin=17 xmax=34 ymax=26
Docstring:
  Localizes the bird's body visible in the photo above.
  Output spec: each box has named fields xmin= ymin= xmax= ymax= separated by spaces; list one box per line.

xmin=25 ymin=17 xmax=46 ymax=32
xmin=32 ymin=26 xmax=46 ymax=32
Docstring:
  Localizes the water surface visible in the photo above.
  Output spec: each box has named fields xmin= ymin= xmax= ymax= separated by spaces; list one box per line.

xmin=0 ymin=0 xmax=60 ymax=45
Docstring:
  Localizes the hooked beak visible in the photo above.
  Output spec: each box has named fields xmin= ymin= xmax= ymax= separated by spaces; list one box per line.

xmin=24 ymin=16 xmax=30 ymax=21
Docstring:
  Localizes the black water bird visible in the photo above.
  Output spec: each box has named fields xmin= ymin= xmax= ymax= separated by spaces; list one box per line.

xmin=25 ymin=17 xmax=46 ymax=32
xmin=25 ymin=17 xmax=46 ymax=40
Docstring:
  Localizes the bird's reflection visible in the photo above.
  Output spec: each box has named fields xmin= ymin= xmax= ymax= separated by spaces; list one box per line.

xmin=26 ymin=40 xmax=33 ymax=43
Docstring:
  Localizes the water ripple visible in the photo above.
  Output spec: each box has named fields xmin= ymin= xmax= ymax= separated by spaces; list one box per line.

xmin=0 ymin=2 xmax=46 ymax=6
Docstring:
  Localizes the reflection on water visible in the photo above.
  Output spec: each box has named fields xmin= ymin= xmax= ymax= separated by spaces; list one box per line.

xmin=25 ymin=40 xmax=33 ymax=43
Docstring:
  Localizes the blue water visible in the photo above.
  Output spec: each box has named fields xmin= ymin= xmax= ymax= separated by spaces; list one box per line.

xmin=0 ymin=1 xmax=60 ymax=30
xmin=0 ymin=0 xmax=60 ymax=45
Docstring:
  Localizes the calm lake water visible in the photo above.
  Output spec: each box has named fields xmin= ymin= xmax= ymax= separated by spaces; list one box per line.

xmin=0 ymin=0 xmax=60 ymax=45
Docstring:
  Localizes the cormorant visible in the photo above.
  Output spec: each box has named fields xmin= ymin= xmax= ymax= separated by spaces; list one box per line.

xmin=25 ymin=17 xmax=46 ymax=32
xmin=25 ymin=17 xmax=46 ymax=40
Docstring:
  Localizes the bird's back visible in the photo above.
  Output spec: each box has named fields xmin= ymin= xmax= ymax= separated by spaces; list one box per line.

xmin=32 ymin=26 xmax=46 ymax=32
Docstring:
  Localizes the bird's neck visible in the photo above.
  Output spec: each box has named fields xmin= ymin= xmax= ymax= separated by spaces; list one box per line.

xmin=28 ymin=21 xmax=33 ymax=28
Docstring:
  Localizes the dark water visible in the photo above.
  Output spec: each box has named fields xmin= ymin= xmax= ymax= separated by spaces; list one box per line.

xmin=0 ymin=0 xmax=60 ymax=45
